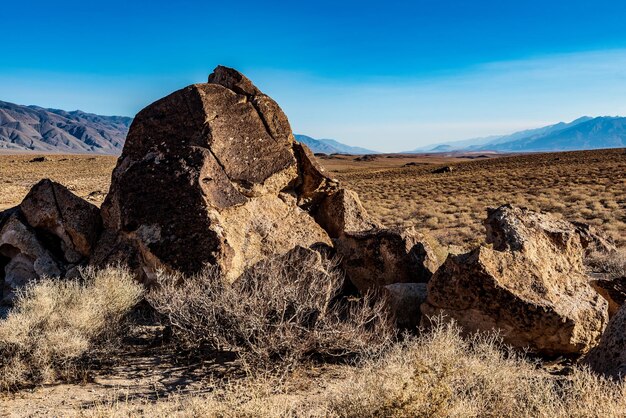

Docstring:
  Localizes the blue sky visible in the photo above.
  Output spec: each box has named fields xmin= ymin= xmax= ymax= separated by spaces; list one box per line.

xmin=3 ymin=0 xmax=626 ymax=151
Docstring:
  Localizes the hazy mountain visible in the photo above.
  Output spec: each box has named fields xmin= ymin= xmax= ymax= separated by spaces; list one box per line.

xmin=484 ymin=117 xmax=626 ymax=152
xmin=0 ymin=100 xmax=132 ymax=154
xmin=294 ymin=134 xmax=378 ymax=154
xmin=412 ymin=116 xmax=625 ymax=153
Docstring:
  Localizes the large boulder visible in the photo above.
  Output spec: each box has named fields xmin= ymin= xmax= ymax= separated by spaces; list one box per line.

xmin=335 ymin=227 xmax=446 ymax=293
xmin=0 ymin=180 xmax=100 ymax=304
xmin=422 ymin=205 xmax=609 ymax=356
xmin=585 ymin=304 xmax=626 ymax=379
xmin=93 ymin=66 xmax=372 ymax=282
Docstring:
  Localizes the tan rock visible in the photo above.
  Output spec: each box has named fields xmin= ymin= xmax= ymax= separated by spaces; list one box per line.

xmin=590 ymin=275 xmax=626 ymax=318
xmin=0 ymin=212 xmax=61 ymax=304
xmin=314 ymin=189 xmax=381 ymax=238
xmin=20 ymin=179 xmax=101 ymax=263
xmin=422 ymin=205 xmax=609 ymax=356
xmin=336 ymin=227 xmax=446 ymax=293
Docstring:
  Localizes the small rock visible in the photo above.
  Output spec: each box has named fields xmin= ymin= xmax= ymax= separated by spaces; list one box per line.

xmin=432 ymin=166 xmax=453 ymax=174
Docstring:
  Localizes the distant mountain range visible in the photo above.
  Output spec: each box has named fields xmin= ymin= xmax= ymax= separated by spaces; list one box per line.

xmin=0 ymin=100 xmax=132 ymax=154
xmin=0 ymin=100 xmax=374 ymax=155
xmin=411 ymin=116 xmax=626 ymax=153
xmin=294 ymin=134 xmax=378 ymax=155
xmin=4 ymin=99 xmax=623 ymax=156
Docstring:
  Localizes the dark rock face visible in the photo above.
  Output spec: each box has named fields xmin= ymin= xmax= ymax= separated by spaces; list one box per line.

xmin=20 ymin=179 xmax=101 ymax=263
xmin=383 ymin=282 xmax=427 ymax=329
xmin=432 ymin=166 xmax=453 ymax=174
xmin=335 ymin=227 xmax=446 ymax=293
xmin=93 ymin=66 xmax=369 ymax=282
xmin=422 ymin=205 xmax=608 ymax=356
xmin=0 ymin=180 xmax=101 ymax=304
xmin=585 ymin=303 xmax=626 ymax=379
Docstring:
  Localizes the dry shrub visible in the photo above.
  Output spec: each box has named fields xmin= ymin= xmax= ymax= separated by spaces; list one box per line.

xmin=327 ymin=320 xmax=626 ymax=417
xmin=0 ymin=267 xmax=143 ymax=390
xmin=82 ymin=320 xmax=626 ymax=417
xmin=148 ymin=250 xmax=394 ymax=369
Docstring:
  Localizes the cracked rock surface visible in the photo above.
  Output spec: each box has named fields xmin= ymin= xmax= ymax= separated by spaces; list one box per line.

xmin=92 ymin=66 xmax=366 ymax=282
xmin=0 ymin=180 xmax=101 ymax=304
xmin=422 ymin=205 xmax=609 ymax=356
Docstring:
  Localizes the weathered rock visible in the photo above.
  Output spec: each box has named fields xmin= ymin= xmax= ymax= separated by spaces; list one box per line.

xmin=590 ymin=276 xmax=626 ymax=318
xmin=292 ymin=142 xmax=339 ymax=209
xmin=383 ymin=283 xmax=427 ymax=329
xmin=94 ymin=66 xmax=360 ymax=281
xmin=314 ymin=189 xmax=381 ymax=238
xmin=20 ymin=179 xmax=101 ymax=263
xmin=335 ymin=227 xmax=446 ymax=293
xmin=585 ymin=304 xmax=626 ymax=379
xmin=0 ymin=182 xmax=101 ymax=304
xmin=422 ymin=205 xmax=609 ymax=356
xmin=572 ymin=221 xmax=617 ymax=255
xmin=0 ymin=212 xmax=61 ymax=304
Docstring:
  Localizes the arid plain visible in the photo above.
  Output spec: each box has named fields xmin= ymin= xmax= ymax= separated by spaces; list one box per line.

xmin=3 ymin=148 xmax=624 ymax=249
xmin=1 ymin=148 xmax=626 ymax=416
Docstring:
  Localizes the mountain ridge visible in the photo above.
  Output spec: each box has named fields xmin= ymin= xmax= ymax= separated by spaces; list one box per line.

xmin=0 ymin=100 xmax=132 ymax=154
xmin=294 ymin=134 xmax=378 ymax=155
xmin=411 ymin=116 xmax=626 ymax=153
xmin=0 ymin=100 xmax=373 ymax=156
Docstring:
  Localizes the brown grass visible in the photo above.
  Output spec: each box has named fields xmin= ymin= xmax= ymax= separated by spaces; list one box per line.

xmin=325 ymin=148 xmax=626 ymax=248
xmin=148 ymin=251 xmax=393 ymax=370
xmin=2 ymin=149 xmax=624 ymax=249
xmin=0 ymin=154 xmax=116 ymax=210
xmin=0 ymin=267 xmax=143 ymax=390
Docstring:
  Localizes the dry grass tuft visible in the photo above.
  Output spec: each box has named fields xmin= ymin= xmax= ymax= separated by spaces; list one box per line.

xmin=327 ymin=320 xmax=626 ymax=417
xmin=148 ymin=251 xmax=394 ymax=370
xmin=82 ymin=320 xmax=626 ymax=417
xmin=0 ymin=267 xmax=143 ymax=390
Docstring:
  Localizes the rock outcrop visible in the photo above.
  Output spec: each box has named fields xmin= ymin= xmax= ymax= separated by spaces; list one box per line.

xmin=422 ymin=205 xmax=609 ymax=356
xmin=590 ymin=276 xmax=626 ymax=318
xmin=92 ymin=66 xmax=371 ymax=282
xmin=0 ymin=180 xmax=101 ymax=304
xmin=571 ymin=221 xmax=617 ymax=255
xmin=336 ymin=227 xmax=446 ymax=293
xmin=313 ymin=189 xmax=380 ymax=238
xmin=585 ymin=304 xmax=626 ymax=379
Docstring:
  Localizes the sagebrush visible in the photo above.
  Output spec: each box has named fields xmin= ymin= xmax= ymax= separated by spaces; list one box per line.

xmin=148 ymin=250 xmax=394 ymax=369
xmin=0 ymin=267 xmax=143 ymax=390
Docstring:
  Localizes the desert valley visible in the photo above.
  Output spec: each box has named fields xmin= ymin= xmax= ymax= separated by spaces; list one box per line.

xmin=0 ymin=66 xmax=624 ymax=417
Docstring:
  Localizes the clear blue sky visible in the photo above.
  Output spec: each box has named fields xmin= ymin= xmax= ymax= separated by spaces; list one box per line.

xmin=3 ymin=0 xmax=626 ymax=151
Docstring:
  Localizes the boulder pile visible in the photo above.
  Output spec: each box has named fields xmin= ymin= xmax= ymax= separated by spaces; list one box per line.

xmin=0 ymin=66 xmax=438 ymax=301
xmin=0 ymin=66 xmax=622 ymax=366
